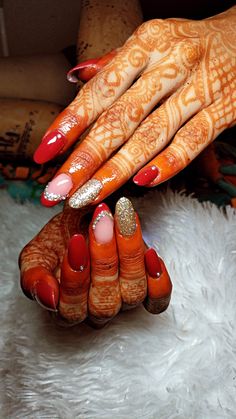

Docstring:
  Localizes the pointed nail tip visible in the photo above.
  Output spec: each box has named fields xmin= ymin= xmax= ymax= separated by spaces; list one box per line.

xmin=33 ymin=149 xmax=49 ymax=164
xmin=92 ymin=202 xmax=111 ymax=223
xmin=66 ymin=72 xmax=79 ymax=83
xmin=34 ymin=130 xmax=66 ymax=164
xmin=34 ymin=284 xmax=58 ymax=311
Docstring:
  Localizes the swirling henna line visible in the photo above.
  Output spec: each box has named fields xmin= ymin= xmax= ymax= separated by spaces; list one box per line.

xmin=56 ymin=40 xmax=203 ymax=200
xmin=73 ymin=72 xmax=207 ymax=205
xmin=147 ymin=97 xmax=236 ymax=187
xmin=19 ymin=206 xmax=89 ymax=297
xmin=19 ymin=213 xmax=65 ymax=275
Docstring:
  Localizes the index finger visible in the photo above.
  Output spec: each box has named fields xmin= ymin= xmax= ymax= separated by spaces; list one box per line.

xmin=33 ymin=36 xmax=149 ymax=165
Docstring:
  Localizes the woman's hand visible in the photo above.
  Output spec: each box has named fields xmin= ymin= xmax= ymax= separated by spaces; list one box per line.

xmin=19 ymin=198 xmax=172 ymax=327
xmin=34 ymin=7 xmax=236 ymax=209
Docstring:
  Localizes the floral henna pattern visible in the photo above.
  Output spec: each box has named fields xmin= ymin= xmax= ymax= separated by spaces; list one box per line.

xmin=37 ymin=7 xmax=236 ymax=206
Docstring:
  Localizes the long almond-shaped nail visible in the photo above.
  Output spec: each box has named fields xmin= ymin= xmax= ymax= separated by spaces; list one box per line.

xmin=34 ymin=130 xmax=66 ymax=164
xmin=21 ymin=266 xmax=59 ymax=310
xmin=115 ymin=197 xmax=136 ymax=236
xmin=68 ymin=234 xmax=89 ymax=271
xmin=144 ymin=248 xmax=172 ymax=315
xmin=41 ymin=173 xmax=73 ymax=206
xmin=145 ymin=248 xmax=162 ymax=277
xmin=69 ymin=179 xmax=102 ymax=209
xmin=67 ymin=58 xmax=100 ymax=82
xmin=133 ymin=165 xmax=159 ymax=186
xmin=33 ymin=280 xmax=58 ymax=311
xmin=92 ymin=203 xmax=114 ymax=244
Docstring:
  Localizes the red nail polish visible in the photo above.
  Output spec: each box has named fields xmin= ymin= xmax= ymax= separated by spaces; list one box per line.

xmin=34 ymin=130 xmax=66 ymax=164
xmin=68 ymin=234 xmax=89 ymax=271
xmin=145 ymin=248 xmax=162 ymax=278
xmin=67 ymin=58 xmax=100 ymax=82
xmin=91 ymin=202 xmax=110 ymax=224
xmin=133 ymin=165 xmax=159 ymax=186
xmin=34 ymin=280 xmax=59 ymax=311
xmin=40 ymin=192 xmax=60 ymax=207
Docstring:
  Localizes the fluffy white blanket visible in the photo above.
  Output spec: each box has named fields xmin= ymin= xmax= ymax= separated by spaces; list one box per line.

xmin=1 ymin=189 xmax=236 ymax=419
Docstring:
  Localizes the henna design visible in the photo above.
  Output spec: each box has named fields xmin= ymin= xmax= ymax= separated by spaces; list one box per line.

xmin=36 ymin=7 xmax=236 ymax=207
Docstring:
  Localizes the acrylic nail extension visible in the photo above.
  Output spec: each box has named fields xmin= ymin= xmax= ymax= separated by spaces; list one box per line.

xmin=133 ymin=165 xmax=159 ymax=186
xmin=33 ymin=280 xmax=58 ymax=311
xmin=115 ymin=197 xmax=147 ymax=307
xmin=88 ymin=202 xmax=120 ymax=324
xmin=67 ymin=58 xmax=100 ymax=83
xmin=144 ymin=248 xmax=172 ymax=315
xmin=68 ymin=234 xmax=89 ymax=271
xmin=115 ymin=197 xmax=136 ymax=236
xmin=69 ymin=179 xmax=103 ymax=209
xmin=34 ymin=130 xmax=66 ymax=164
xmin=92 ymin=203 xmax=114 ymax=244
xmin=42 ymin=173 xmax=73 ymax=205
xmin=145 ymin=248 xmax=162 ymax=278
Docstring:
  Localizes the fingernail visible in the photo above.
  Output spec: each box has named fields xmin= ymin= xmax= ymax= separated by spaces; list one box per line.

xmin=33 ymin=280 xmax=58 ymax=311
xmin=34 ymin=130 xmax=66 ymax=164
xmin=69 ymin=179 xmax=102 ymax=209
xmin=145 ymin=248 xmax=162 ymax=277
xmin=41 ymin=193 xmax=60 ymax=207
xmin=68 ymin=234 xmax=89 ymax=271
xmin=42 ymin=173 xmax=73 ymax=204
xmin=92 ymin=202 xmax=114 ymax=244
xmin=67 ymin=59 xmax=100 ymax=82
xmin=133 ymin=165 xmax=159 ymax=186
xmin=115 ymin=197 xmax=136 ymax=236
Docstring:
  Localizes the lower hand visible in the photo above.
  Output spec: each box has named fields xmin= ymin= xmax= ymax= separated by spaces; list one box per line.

xmin=19 ymin=198 xmax=172 ymax=327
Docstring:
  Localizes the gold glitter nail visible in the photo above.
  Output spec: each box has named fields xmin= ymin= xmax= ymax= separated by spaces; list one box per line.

xmin=115 ymin=197 xmax=136 ymax=236
xmin=69 ymin=179 xmax=102 ymax=209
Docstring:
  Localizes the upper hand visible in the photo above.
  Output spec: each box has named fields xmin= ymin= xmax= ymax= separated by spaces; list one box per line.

xmin=34 ymin=7 xmax=236 ymax=208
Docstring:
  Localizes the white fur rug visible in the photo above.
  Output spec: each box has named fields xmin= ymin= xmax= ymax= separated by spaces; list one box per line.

xmin=1 ymin=189 xmax=236 ymax=419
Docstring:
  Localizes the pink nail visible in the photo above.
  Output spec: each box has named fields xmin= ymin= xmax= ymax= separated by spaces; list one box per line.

xmin=92 ymin=203 xmax=114 ymax=244
xmin=44 ymin=173 xmax=73 ymax=202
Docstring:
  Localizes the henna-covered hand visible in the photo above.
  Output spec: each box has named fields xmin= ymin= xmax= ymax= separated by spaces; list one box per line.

xmin=34 ymin=7 xmax=236 ymax=208
xmin=19 ymin=198 xmax=172 ymax=327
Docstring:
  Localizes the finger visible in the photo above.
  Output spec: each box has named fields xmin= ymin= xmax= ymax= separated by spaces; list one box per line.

xmin=67 ymin=49 xmax=118 ymax=83
xmin=19 ymin=207 xmax=86 ymax=311
xmin=19 ymin=212 xmax=66 ymax=310
xmin=134 ymin=97 xmax=235 ymax=187
xmin=41 ymin=39 xmax=202 ymax=207
xmin=88 ymin=203 xmax=121 ymax=327
xmin=59 ymin=234 xmax=90 ymax=323
xmin=68 ymin=66 xmax=206 ymax=207
xmin=115 ymin=197 xmax=146 ymax=307
xmin=20 ymin=266 xmax=59 ymax=311
xmin=33 ymin=37 xmax=149 ymax=165
xmin=143 ymin=248 xmax=172 ymax=314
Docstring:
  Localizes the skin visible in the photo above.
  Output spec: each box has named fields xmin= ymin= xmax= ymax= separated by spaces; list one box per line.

xmin=19 ymin=200 xmax=172 ymax=327
xmin=36 ymin=6 xmax=236 ymax=207
xmin=20 ymin=7 xmax=235 ymax=321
